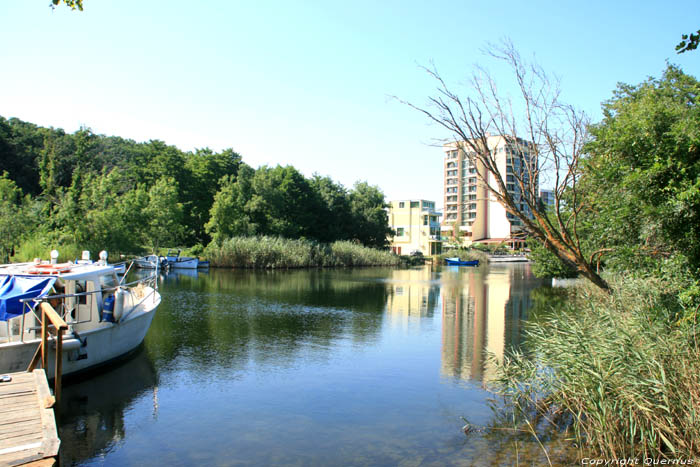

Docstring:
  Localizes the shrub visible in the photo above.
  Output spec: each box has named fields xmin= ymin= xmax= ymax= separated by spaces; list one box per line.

xmin=204 ymin=236 xmax=399 ymax=268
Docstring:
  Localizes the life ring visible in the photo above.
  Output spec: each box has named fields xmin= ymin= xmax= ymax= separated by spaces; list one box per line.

xmin=28 ymin=263 xmax=72 ymax=275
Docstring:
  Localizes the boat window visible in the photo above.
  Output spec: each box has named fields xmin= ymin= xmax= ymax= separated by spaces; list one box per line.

xmin=76 ymin=281 xmax=87 ymax=305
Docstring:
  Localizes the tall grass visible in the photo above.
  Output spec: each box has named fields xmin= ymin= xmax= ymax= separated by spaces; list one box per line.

xmin=12 ymin=234 xmax=84 ymax=263
xmin=205 ymin=236 xmax=400 ymax=268
xmin=490 ymin=276 xmax=700 ymax=460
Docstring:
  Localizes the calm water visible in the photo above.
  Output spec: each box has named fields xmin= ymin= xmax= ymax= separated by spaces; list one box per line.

xmin=57 ymin=264 xmax=551 ymax=466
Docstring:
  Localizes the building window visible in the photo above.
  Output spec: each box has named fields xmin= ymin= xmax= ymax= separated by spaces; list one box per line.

xmin=410 ymin=201 xmax=419 ymax=208
xmin=397 ymin=227 xmax=405 ymax=236
xmin=468 ymin=213 xmax=476 ymax=219
xmin=469 ymin=195 xmax=477 ymax=200
xmin=423 ymin=216 xmax=428 ymax=226
xmin=399 ymin=202 xmax=404 ymax=208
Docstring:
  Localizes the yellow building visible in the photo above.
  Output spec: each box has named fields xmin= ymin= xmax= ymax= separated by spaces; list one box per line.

xmin=443 ymin=135 xmax=537 ymax=247
xmin=387 ymin=200 xmax=443 ymax=256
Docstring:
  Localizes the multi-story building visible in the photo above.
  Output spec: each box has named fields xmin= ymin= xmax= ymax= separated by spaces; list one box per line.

xmin=539 ymin=189 xmax=555 ymax=208
xmin=387 ymin=200 xmax=443 ymax=255
xmin=442 ymin=135 xmax=537 ymax=246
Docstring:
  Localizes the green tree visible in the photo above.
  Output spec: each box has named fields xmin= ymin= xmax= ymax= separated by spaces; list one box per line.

xmin=185 ymin=148 xmax=243 ymax=243
xmin=349 ymin=182 xmax=392 ymax=248
xmin=0 ymin=172 xmax=31 ymax=262
xmin=205 ymin=165 xmax=256 ymax=242
xmin=583 ymin=65 xmax=700 ymax=276
xmin=309 ymin=175 xmax=353 ymax=243
xmin=143 ymin=177 xmax=185 ymax=253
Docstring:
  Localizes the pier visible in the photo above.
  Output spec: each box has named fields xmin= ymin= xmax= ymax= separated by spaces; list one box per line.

xmin=0 ymin=370 xmax=59 ymax=466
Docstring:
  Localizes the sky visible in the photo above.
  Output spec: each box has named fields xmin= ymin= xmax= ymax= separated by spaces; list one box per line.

xmin=1 ymin=1 xmax=699 ymax=208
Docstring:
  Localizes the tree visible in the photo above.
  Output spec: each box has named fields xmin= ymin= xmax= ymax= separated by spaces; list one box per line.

xmin=400 ymin=40 xmax=609 ymax=290
xmin=0 ymin=172 xmax=31 ymax=262
xmin=349 ymin=182 xmax=392 ymax=248
xmin=143 ymin=177 xmax=184 ymax=253
xmin=677 ymin=29 xmax=700 ymax=54
xmin=583 ymin=65 xmax=700 ymax=275
xmin=205 ymin=165 xmax=257 ymax=242
xmin=51 ymin=0 xmax=83 ymax=11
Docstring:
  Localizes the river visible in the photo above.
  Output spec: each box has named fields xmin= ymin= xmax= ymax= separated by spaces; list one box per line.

xmin=57 ymin=263 xmax=553 ymax=466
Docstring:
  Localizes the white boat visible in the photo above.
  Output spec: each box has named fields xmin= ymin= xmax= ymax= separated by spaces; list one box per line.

xmin=165 ymin=249 xmax=198 ymax=269
xmin=0 ymin=251 xmax=161 ymax=377
xmin=133 ymin=254 xmax=168 ymax=269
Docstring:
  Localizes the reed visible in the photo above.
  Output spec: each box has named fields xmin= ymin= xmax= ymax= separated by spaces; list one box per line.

xmin=490 ymin=276 xmax=700 ymax=460
xmin=205 ymin=236 xmax=400 ymax=268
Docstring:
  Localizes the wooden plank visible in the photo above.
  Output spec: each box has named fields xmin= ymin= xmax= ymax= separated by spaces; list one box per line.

xmin=33 ymin=371 xmax=59 ymax=460
xmin=0 ymin=434 xmax=43 ymax=450
xmin=0 ymin=424 xmax=45 ymax=441
xmin=21 ymin=459 xmax=57 ymax=467
xmin=0 ymin=371 xmax=59 ymax=466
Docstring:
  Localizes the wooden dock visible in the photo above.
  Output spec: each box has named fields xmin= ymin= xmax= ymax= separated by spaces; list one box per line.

xmin=0 ymin=370 xmax=59 ymax=466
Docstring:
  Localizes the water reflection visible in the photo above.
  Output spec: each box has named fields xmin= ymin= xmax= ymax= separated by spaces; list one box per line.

xmin=57 ymin=347 xmax=159 ymax=466
xmin=440 ymin=264 xmax=539 ymax=382
xmin=60 ymin=264 xmax=548 ymax=465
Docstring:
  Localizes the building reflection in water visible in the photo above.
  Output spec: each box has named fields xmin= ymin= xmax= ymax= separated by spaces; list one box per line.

xmin=384 ymin=267 xmax=440 ymax=328
xmin=441 ymin=264 xmax=537 ymax=383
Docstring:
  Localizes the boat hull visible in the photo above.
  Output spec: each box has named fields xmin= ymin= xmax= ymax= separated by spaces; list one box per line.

xmin=445 ymin=259 xmax=480 ymax=266
xmin=169 ymin=258 xmax=198 ymax=269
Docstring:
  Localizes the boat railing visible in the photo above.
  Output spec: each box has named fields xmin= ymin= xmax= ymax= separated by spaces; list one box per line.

xmin=16 ymin=271 xmax=158 ymax=343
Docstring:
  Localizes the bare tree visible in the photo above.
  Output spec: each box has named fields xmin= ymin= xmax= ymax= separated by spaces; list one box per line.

xmin=398 ymin=40 xmax=609 ymax=291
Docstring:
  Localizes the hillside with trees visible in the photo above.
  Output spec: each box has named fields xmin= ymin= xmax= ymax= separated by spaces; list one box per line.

xmin=0 ymin=116 xmax=392 ymax=262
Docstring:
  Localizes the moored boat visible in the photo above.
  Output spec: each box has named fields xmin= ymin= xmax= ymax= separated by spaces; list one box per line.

xmin=444 ymin=257 xmax=480 ymax=266
xmin=0 ymin=250 xmax=161 ymax=377
xmin=134 ymin=254 xmax=168 ymax=269
xmin=165 ymin=249 xmax=198 ymax=269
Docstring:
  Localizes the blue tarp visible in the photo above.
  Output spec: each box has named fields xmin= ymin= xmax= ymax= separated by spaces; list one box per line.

xmin=0 ymin=275 xmax=56 ymax=321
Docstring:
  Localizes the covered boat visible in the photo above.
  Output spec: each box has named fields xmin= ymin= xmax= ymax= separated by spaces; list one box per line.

xmin=0 ymin=251 xmax=160 ymax=376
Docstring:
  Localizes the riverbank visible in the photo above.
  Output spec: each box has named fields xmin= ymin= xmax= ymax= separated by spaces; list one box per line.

xmin=491 ymin=274 xmax=700 ymax=460
xmin=204 ymin=236 xmax=400 ymax=268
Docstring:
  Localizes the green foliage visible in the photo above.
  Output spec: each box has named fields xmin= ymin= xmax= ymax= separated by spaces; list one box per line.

xmin=676 ymin=29 xmax=700 ymax=53
xmin=528 ymin=241 xmax=578 ymax=279
xmin=51 ymin=0 xmax=83 ymax=11
xmin=204 ymin=236 xmax=399 ymax=269
xmin=143 ymin=177 xmax=184 ymax=253
xmin=0 ymin=172 xmax=33 ymax=262
xmin=584 ymin=65 xmax=700 ymax=277
xmin=348 ymin=181 xmax=392 ymax=248
xmin=0 ymin=115 xmax=393 ymax=260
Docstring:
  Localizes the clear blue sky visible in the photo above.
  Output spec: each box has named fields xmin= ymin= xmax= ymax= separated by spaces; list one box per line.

xmin=2 ymin=1 xmax=699 ymax=207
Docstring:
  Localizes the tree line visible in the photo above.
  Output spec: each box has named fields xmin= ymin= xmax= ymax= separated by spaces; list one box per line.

xmin=0 ymin=117 xmax=392 ymax=262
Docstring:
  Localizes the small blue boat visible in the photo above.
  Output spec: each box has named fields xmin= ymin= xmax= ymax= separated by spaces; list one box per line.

xmin=445 ymin=257 xmax=479 ymax=267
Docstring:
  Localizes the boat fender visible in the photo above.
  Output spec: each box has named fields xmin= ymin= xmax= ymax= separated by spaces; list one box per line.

xmin=61 ymin=339 xmax=82 ymax=351
xmin=114 ymin=287 xmax=127 ymax=322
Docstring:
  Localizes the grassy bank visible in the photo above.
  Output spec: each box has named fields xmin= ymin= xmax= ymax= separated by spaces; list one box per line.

xmin=490 ymin=275 xmax=700 ymax=460
xmin=205 ymin=236 xmax=400 ymax=268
